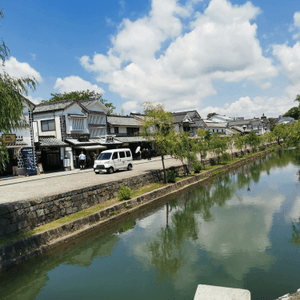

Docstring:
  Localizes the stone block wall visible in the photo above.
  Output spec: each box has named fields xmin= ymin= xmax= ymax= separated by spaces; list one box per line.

xmin=0 ymin=166 xmax=185 ymax=239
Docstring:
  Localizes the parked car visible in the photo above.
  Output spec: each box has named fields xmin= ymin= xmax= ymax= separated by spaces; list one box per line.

xmin=93 ymin=148 xmax=133 ymax=174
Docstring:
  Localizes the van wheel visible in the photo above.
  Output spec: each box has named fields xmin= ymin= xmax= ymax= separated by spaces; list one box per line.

xmin=108 ymin=167 xmax=114 ymax=174
xmin=127 ymin=164 xmax=132 ymax=171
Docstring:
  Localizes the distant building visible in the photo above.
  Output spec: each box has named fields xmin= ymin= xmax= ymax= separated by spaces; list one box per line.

xmin=171 ymin=110 xmax=207 ymax=136
xmin=276 ymin=115 xmax=295 ymax=125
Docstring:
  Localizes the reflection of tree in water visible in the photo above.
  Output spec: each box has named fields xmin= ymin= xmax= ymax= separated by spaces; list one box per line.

xmin=290 ymin=220 xmax=300 ymax=245
xmin=0 ymin=218 xmax=136 ymax=300
xmin=148 ymin=150 xmax=298 ymax=280
xmin=148 ymin=226 xmax=185 ymax=280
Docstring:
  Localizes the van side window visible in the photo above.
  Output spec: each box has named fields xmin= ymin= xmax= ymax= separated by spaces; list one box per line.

xmin=126 ymin=151 xmax=131 ymax=157
xmin=112 ymin=152 xmax=118 ymax=160
xmin=119 ymin=151 xmax=125 ymax=158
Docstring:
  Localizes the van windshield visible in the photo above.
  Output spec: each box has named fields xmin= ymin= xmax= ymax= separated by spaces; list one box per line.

xmin=97 ymin=152 xmax=112 ymax=160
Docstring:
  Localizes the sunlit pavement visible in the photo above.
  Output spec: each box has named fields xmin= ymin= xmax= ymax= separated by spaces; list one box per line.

xmin=0 ymin=145 xmax=257 ymax=205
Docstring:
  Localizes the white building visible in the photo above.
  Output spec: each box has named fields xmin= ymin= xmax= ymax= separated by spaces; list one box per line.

xmin=1 ymin=98 xmax=36 ymax=175
xmin=33 ymin=98 xmax=109 ymax=171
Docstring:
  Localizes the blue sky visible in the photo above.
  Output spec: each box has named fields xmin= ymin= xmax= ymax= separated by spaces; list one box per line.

xmin=2 ymin=0 xmax=300 ymax=118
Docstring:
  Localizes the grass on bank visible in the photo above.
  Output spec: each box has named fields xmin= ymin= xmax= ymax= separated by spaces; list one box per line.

xmin=0 ymin=147 xmax=276 ymax=247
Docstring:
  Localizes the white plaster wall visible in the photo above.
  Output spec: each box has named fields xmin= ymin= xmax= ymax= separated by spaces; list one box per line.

xmin=88 ymin=101 xmax=109 ymax=114
xmin=119 ymin=127 xmax=126 ymax=134
xmin=0 ymin=105 xmax=32 ymax=146
xmin=64 ymin=104 xmax=89 ymax=134
xmin=33 ymin=112 xmax=59 ymax=138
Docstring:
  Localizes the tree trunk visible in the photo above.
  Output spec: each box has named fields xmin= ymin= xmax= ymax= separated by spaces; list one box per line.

xmin=166 ymin=203 xmax=169 ymax=228
xmin=161 ymin=155 xmax=167 ymax=183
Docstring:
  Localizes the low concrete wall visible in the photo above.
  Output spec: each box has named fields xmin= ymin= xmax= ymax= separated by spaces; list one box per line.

xmin=0 ymin=148 xmax=275 ymax=271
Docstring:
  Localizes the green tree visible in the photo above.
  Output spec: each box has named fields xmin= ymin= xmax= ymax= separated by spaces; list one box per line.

xmin=195 ymin=129 xmax=210 ymax=165
xmin=141 ymin=102 xmax=176 ymax=183
xmin=245 ymin=130 xmax=260 ymax=152
xmin=0 ymin=8 xmax=37 ymax=171
xmin=209 ymin=133 xmax=228 ymax=163
xmin=173 ymin=131 xmax=191 ymax=175
xmin=233 ymin=133 xmax=244 ymax=154
xmin=287 ymin=121 xmax=300 ymax=152
xmin=272 ymin=123 xmax=291 ymax=145
xmin=283 ymin=106 xmax=299 ymax=120
xmin=41 ymin=90 xmax=116 ymax=114
xmin=207 ymin=112 xmax=217 ymax=119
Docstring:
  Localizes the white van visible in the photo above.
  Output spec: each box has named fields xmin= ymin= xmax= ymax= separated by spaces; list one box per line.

xmin=93 ymin=148 xmax=133 ymax=174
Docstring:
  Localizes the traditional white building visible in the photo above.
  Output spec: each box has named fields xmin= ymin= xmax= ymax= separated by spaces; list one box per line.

xmin=1 ymin=98 xmax=36 ymax=175
xmin=33 ymin=98 xmax=110 ymax=171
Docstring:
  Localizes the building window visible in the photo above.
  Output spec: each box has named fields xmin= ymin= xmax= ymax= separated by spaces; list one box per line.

xmin=114 ymin=127 xmax=119 ymax=134
xmin=41 ymin=119 xmax=55 ymax=132
xmin=72 ymin=118 xmax=84 ymax=130
xmin=127 ymin=127 xmax=139 ymax=136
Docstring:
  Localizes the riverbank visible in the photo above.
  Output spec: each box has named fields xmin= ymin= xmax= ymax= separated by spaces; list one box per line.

xmin=0 ymin=147 xmax=277 ymax=271
xmin=277 ymin=289 xmax=300 ymax=300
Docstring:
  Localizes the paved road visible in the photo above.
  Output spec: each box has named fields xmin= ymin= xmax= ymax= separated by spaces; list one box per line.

xmin=0 ymin=157 xmax=182 ymax=204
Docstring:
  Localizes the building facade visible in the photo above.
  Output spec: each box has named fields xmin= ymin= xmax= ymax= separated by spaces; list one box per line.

xmin=1 ymin=98 xmax=36 ymax=176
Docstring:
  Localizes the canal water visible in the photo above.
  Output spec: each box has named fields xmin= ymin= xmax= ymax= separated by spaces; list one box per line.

xmin=1 ymin=150 xmax=300 ymax=300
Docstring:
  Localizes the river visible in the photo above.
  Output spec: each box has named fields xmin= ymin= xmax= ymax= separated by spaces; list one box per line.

xmin=1 ymin=150 xmax=300 ymax=300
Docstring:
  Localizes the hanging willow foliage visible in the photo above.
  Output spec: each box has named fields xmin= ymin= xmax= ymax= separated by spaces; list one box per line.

xmin=0 ymin=7 xmax=38 ymax=171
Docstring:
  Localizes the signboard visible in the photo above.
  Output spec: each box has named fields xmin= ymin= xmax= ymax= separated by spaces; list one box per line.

xmin=21 ymin=147 xmax=37 ymax=175
xmin=37 ymin=163 xmax=44 ymax=174
xmin=2 ymin=134 xmax=16 ymax=144
xmin=78 ymin=134 xmax=90 ymax=142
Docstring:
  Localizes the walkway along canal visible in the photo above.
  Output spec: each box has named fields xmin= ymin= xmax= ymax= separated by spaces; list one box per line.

xmin=1 ymin=148 xmax=300 ymax=300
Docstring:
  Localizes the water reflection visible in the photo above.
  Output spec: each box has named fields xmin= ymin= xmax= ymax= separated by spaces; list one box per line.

xmin=1 ymin=150 xmax=300 ymax=300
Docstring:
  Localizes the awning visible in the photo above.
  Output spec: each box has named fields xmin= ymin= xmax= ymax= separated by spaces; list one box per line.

xmin=74 ymin=145 xmax=107 ymax=150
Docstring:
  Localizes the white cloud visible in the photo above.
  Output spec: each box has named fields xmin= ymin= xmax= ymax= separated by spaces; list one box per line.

xmin=200 ymin=95 xmax=294 ymax=118
xmin=0 ymin=56 xmax=42 ymax=82
xmin=273 ymin=42 xmax=300 ymax=99
xmin=81 ymin=0 xmax=277 ymax=113
xmin=54 ymin=76 xmax=105 ymax=94
xmin=122 ymin=100 xmax=139 ymax=111
xmin=290 ymin=12 xmax=300 ymax=39
xmin=26 ymin=95 xmax=43 ymax=105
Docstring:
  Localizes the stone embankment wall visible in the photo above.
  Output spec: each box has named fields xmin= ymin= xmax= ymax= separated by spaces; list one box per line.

xmin=0 ymin=148 xmax=275 ymax=271
xmin=0 ymin=165 xmax=187 ymax=240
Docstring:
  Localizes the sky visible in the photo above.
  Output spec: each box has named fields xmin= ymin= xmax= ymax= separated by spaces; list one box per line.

xmin=1 ymin=0 xmax=300 ymax=119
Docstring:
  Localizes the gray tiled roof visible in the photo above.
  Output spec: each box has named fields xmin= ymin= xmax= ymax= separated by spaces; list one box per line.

xmin=39 ymin=137 xmax=68 ymax=147
xmin=107 ymin=115 xmax=142 ymax=127
xmin=171 ymin=110 xmax=201 ymax=123
xmin=34 ymin=100 xmax=77 ymax=113
xmin=78 ymin=99 xmax=97 ymax=106
xmin=228 ymin=120 xmax=251 ymax=126
xmin=190 ymin=119 xmax=207 ymax=128
xmin=231 ymin=126 xmax=251 ymax=133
